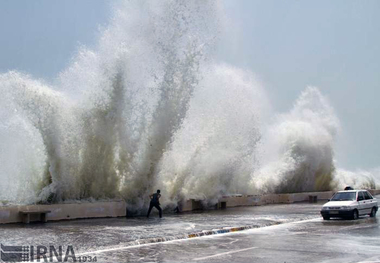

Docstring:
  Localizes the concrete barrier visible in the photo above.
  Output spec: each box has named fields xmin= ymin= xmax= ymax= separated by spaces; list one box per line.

xmin=216 ymin=191 xmax=334 ymax=208
xmin=0 ymin=200 xmax=126 ymax=224
xmin=177 ymin=189 xmax=378 ymax=212
xmin=287 ymin=191 xmax=334 ymax=203
xmin=2 ymin=189 xmax=378 ymax=223
xmin=179 ymin=191 xmax=337 ymax=212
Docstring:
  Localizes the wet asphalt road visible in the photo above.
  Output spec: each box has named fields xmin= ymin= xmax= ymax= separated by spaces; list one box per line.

xmin=79 ymin=214 xmax=380 ymax=263
xmin=0 ymin=199 xmax=379 ymax=262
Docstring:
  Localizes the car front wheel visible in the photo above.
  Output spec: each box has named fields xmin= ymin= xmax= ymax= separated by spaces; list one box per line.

xmin=370 ymin=207 xmax=377 ymax=218
xmin=352 ymin=210 xmax=359 ymax=220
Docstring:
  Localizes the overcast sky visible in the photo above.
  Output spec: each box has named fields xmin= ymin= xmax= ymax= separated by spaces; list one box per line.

xmin=0 ymin=0 xmax=379 ymax=170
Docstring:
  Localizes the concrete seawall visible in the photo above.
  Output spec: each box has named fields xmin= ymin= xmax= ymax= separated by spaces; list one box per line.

xmin=0 ymin=200 xmax=126 ymax=224
xmin=1 ymin=189 xmax=379 ymax=224
xmin=180 ymin=189 xmax=380 ymax=212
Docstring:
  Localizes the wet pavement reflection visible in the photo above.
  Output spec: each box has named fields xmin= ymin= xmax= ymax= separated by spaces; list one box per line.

xmin=1 ymin=200 xmax=379 ymax=262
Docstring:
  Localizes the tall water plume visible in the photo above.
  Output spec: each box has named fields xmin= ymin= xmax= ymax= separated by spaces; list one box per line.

xmin=156 ymin=64 xmax=269 ymax=206
xmin=250 ymin=87 xmax=379 ymax=194
xmin=0 ymin=0 xmax=222 ymax=208
xmin=252 ymin=87 xmax=340 ymax=193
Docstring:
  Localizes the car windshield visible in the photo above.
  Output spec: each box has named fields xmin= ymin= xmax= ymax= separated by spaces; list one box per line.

xmin=331 ymin=192 xmax=356 ymax=201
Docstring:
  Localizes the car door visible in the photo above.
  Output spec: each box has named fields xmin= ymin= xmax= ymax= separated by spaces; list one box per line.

xmin=357 ymin=191 xmax=366 ymax=215
xmin=364 ymin=191 xmax=375 ymax=213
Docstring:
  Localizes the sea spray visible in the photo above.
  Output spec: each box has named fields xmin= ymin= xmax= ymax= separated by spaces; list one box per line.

xmin=0 ymin=0 xmax=223 ymax=209
xmin=156 ymin=64 xmax=269 ymax=206
xmin=0 ymin=72 xmax=69 ymax=203
xmin=108 ymin=0 xmax=222 ymax=210
xmin=0 ymin=0 xmax=377 ymax=209
xmin=334 ymin=168 xmax=379 ymax=190
xmin=252 ymin=87 xmax=340 ymax=193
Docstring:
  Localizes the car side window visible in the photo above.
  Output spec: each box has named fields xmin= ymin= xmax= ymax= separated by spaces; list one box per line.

xmin=357 ymin=192 xmax=365 ymax=201
xmin=364 ymin=191 xmax=372 ymax=200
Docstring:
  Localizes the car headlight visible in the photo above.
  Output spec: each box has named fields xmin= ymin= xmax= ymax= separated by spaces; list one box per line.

xmin=341 ymin=206 xmax=350 ymax=210
xmin=322 ymin=207 xmax=329 ymax=210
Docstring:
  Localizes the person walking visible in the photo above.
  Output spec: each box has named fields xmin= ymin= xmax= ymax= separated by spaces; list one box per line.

xmin=147 ymin=189 xmax=162 ymax=218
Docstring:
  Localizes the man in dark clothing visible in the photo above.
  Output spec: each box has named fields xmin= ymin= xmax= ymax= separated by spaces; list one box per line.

xmin=147 ymin=189 xmax=162 ymax=218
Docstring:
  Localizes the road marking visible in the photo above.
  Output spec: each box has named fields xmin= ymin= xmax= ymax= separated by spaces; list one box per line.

xmin=193 ymin=246 xmax=258 ymax=261
xmin=77 ymin=218 xmax=319 ymax=257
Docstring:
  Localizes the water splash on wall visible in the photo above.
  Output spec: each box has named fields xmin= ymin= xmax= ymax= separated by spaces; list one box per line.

xmin=156 ymin=64 xmax=268 ymax=206
xmin=334 ymin=168 xmax=379 ymax=190
xmin=0 ymin=0 xmax=225 ymax=209
xmin=0 ymin=0 xmax=377 ymax=209
xmin=252 ymin=87 xmax=340 ymax=193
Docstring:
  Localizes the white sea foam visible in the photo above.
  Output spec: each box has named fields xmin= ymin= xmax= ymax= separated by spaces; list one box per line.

xmin=252 ymin=87 xmax=340 ymax=193
xmin=334 ymin=168 xmax=379 ymax=190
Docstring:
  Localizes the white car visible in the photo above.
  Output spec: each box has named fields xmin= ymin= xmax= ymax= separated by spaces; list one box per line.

xmin=320 ymin=190 xmax=378 ymax=220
